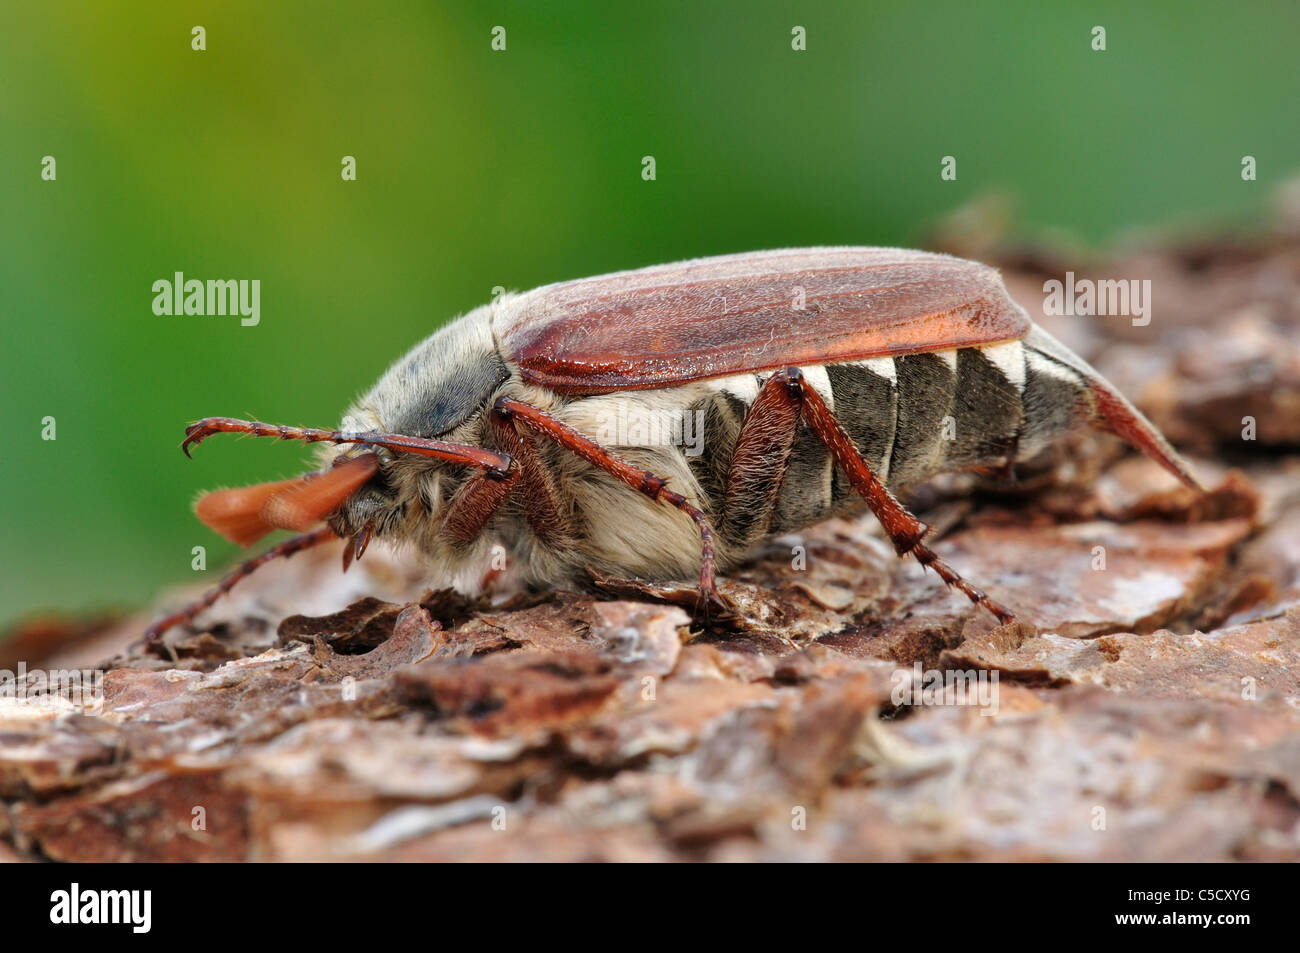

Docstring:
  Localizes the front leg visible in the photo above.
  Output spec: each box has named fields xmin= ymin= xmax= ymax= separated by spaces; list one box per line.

xmin=487 ymin=406 xmax=572 ymax=547
xmin=441 ymin=465 xmax=521 ymax=544
xmin=142 ymin=527 xmax=338 ymax=646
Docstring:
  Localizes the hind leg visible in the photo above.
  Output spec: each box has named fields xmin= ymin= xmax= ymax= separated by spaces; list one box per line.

xmin=725 ymin=368 xmax=1016 ymax=624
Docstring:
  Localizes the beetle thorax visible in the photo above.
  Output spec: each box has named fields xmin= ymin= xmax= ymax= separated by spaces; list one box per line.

xmin=340 ymin=305 xmax=508 ymax=440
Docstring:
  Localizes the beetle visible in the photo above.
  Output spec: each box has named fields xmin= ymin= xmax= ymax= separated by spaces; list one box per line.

xmin=144 ymin=247 xmax=1203 ymax=641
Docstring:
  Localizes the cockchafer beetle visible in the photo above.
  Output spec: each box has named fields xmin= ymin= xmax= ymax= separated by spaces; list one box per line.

xmin=145 ymin=247 xmax=1202 ymax=641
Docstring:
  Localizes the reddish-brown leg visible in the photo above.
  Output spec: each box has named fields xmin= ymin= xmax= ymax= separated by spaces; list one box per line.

xmin=377 ymin=412 xmax=572 ymax=549
xmin=720 ymin=368 xmax=803 ymax=545
xmin=493 ymin=397 xmax=722 ymax=607
xmin=142 ymin=526 xmax=337 ymax=646
xmin=488 ymin=410 xmax=572 ymax=546
xmin=771 ymin=368 xmax=1015 ymax=624
xmin=182 ymin=417 xmax=512 ymax=475
xmin=442 ymin=465 xmax=521 ymax=543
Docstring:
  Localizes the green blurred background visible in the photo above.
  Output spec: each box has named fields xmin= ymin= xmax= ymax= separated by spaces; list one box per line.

xmin=3 ymin=0 xmax=1298 ymax=626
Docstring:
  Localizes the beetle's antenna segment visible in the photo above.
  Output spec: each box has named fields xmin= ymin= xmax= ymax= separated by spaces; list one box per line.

xmin=182 ymin=417 xmax=513 ymax=476
xmin=141 ymin=526 xmax=337 ymax=646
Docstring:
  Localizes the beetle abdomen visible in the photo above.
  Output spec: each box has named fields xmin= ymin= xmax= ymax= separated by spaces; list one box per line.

xmin=681 ymin=332 xmax=1093 ymax=553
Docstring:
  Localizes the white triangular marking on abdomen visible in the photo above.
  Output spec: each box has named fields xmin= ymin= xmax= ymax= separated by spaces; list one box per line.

xmin=852 ymin=356 xmax=896 ymax=385
xmin=704 ymin=372 xmax=760 ymax=404
xmin=800 ymin=365 xmax=834 ymax=410
xmin=1025 ymin=348 xmax=1081 ymax=386
xmin=979 ymin=341 xmax=1026 ymax=392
